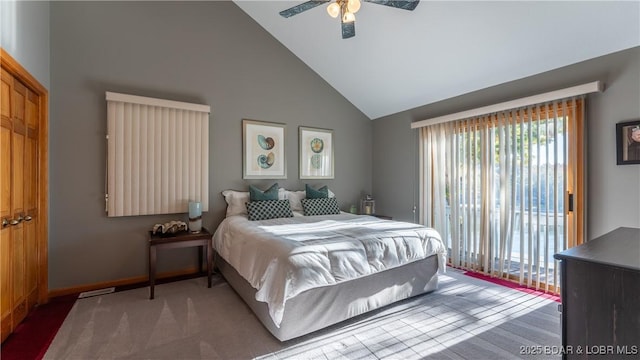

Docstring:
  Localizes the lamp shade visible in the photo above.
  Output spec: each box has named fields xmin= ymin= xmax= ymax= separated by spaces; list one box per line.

xmin=327 ymin=2 xmax=340 ymax=18
xmin=347 ymin=0 xmax=361 ymax=13
xmin=342 ymin=11 xmax=355 ymax=23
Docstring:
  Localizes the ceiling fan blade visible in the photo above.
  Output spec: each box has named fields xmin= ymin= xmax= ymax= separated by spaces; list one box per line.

xmin=342 ymin=20 xmax=355 ymax=39
xmin=279 ymin=0 xmax=331 ymax=18
xmin=363 ymin=0 xmax=419 ymax=11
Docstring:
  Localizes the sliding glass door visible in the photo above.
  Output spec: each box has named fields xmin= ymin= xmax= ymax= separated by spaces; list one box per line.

xmin=419 ymin=98 xmax=584 ymax=292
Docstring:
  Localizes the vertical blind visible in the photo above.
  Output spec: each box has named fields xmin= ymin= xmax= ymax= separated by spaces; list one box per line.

xmin=419 ymin=97 xmax=585 ymax=292
xmin=106 ymin=92 xmax=210 ymax=217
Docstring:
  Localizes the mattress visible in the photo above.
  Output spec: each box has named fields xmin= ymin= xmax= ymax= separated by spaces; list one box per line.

xmin=212 ymin=213 xmax=447 ymax=329
xmin=216 ymin=252 xmax=440 ymax=341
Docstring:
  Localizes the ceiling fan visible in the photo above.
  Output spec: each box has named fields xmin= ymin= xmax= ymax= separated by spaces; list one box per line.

xmin=279 ymin=0 xmax=420 ymax=39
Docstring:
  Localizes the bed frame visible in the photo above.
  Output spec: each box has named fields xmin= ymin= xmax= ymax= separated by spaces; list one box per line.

xmin=216 ymin=253 xmax=440 ymax=341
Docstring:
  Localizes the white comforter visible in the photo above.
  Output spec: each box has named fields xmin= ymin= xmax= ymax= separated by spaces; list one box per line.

xmin=213 ymin=213 xmax=447 ymax=327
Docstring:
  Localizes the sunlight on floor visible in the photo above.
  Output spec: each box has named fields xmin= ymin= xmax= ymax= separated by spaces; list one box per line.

xmin=254 ymin=271 xmax=559 ymax=359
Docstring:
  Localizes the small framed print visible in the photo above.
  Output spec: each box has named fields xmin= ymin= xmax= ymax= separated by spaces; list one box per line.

xmin=243 ymin=119 xmax=287 ymax=179
xmin=299 ymin=126 xmax=334 ymax=179
xmin=616 ymin=120 xmax=640 ymax=165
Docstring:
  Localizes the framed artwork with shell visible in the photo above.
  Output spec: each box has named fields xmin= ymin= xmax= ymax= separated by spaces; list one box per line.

xmin=242 ymin=119 xmax=287 ymax=179
xmin=299 ymin=126 xmax=334 ymax=179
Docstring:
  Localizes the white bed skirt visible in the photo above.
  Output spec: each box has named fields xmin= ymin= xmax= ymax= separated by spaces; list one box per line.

xmin=216 ymin=253 xmax=440 ymax=341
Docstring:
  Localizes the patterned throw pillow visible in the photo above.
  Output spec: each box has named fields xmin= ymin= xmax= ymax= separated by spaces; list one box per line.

xmin=246 ymin=199 xmax=293 ymax=221
xmin=301 ymin=197 xmax=341 ymax=216
xmin=250 ymin=183 xmax=279 ymax=201
xmin=305 ymin=184 xmax=329 ymax=199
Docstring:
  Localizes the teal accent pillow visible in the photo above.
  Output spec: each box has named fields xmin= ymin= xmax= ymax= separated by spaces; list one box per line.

xmin=246 ymin=200 xmax=293 ymax=221
xmin=301 ymin=197 xmax=341 ymax=216
xmin=250 ymin=183 xmax=279 ymax=201
xmin=305 ymin=184 xmax=328 ymax=199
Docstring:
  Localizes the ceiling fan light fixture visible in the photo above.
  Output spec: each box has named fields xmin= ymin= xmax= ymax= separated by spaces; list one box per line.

xmin=279 ymin=0 xmax=420 ymax=39
xmin=327 ymin=2 xmax=340 ymax=18
xmin=347 ymin=0 xmax=361 ymax=14
xmin=343 ymin=11 xmax=355 ymax=23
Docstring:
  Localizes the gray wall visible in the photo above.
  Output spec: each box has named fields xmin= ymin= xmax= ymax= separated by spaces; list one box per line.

xmin=28 ymin=0 xmax=640 ymax=291
xmin=0 ymin=0 xmax=50 ymax=89
xmin=49 ymin=1 xmax=372 ymax=290
xmin=373 ymin=47 xmax=640 ymax=241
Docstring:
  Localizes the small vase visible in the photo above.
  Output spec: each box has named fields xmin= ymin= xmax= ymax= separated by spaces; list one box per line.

xmin=188 ymin=201 xmax=202 ymax=233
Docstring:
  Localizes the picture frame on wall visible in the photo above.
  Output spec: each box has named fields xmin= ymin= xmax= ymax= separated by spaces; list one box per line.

xmin=243 ymin=119 xmax=287 ymax=179
xmin=616 ymin=120 xmax=640 ymax=165
xmin=299 ymin=126 xmax=334 ymax=179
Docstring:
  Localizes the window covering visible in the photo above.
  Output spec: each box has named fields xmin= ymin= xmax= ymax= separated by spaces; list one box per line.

xmin=106 ymin=92 xmax=210 ymax=217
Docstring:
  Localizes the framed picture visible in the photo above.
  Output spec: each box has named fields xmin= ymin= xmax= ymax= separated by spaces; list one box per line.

xmin=616 ymin=120 xmax=640 ymax=165
xmin=299 ymin=126 xmax=334 ymax=179
xmin=243 ymin=119 xmax=287 ymax=179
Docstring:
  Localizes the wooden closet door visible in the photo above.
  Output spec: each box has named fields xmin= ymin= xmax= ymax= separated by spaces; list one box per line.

xmin=0 ymin=65 xmax=40 ymax=342
xmin=0 ymin=67 xmax=13 ymax=341
xmin=25 ymin=90 xmax=39 ymax=309
xmin=11 ymin=75 xmax=28 ymax=327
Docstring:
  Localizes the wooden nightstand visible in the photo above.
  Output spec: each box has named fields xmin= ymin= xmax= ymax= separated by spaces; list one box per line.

xmin=148 ymin=228 xmax=212 ymax=299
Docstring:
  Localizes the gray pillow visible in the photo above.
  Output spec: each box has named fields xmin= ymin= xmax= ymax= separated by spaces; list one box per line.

xmin=305 ymin=184 xmax=328 ymax=199
xmin=249 ymin=183 xmax=279 ymax=201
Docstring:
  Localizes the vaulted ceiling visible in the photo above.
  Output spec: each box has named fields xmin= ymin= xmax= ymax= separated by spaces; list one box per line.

xmin=235 ymin=1 xmax=640 ymax=119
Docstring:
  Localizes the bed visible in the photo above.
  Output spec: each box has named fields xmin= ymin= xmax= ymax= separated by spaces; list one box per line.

xmin=212 ymin=189 xmax=447 ymax=341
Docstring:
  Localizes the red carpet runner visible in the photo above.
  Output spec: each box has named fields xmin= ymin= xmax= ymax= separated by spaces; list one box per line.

xmin=463 ymin=270 xmax=561 ymax=302
xmin=1 ymin=294 xmax=77 ymax=360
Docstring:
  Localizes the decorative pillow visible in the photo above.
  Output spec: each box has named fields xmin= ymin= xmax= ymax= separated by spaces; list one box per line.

xmin=246 ymin=200 xmax=293 ymax=221
xmin=222 ymin=190 xmax=250 ymax=217
xmin=305 ymin=184 xmax=329 ymax=199
xmin=284 ymin=188 xmax=335 ymax=212
xmin=285 ymin=190 xmax=306 ymax=212
xmin=250 ymin=183 xmax=279 ymax=201
xmin=301 ymin=197 xmax=341 ymax=216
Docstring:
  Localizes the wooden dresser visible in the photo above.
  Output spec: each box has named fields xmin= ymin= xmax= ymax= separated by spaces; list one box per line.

xmin=554 ymin=227 xmax=640 ymax=359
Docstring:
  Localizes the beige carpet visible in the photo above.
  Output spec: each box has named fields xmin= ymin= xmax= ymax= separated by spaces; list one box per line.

xmin=44 ymin=269 xmax=560 ymax=359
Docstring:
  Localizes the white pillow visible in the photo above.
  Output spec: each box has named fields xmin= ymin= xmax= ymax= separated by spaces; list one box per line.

xmin=222 ymin=188 xmax=285 ymax=217
xmin=221 ymin=190 xmax=250 ymax=217
xmin=284 ymin=190 xmax=306 ymax=212
xmin=284 ymin=188 xmax=335 ymax=212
